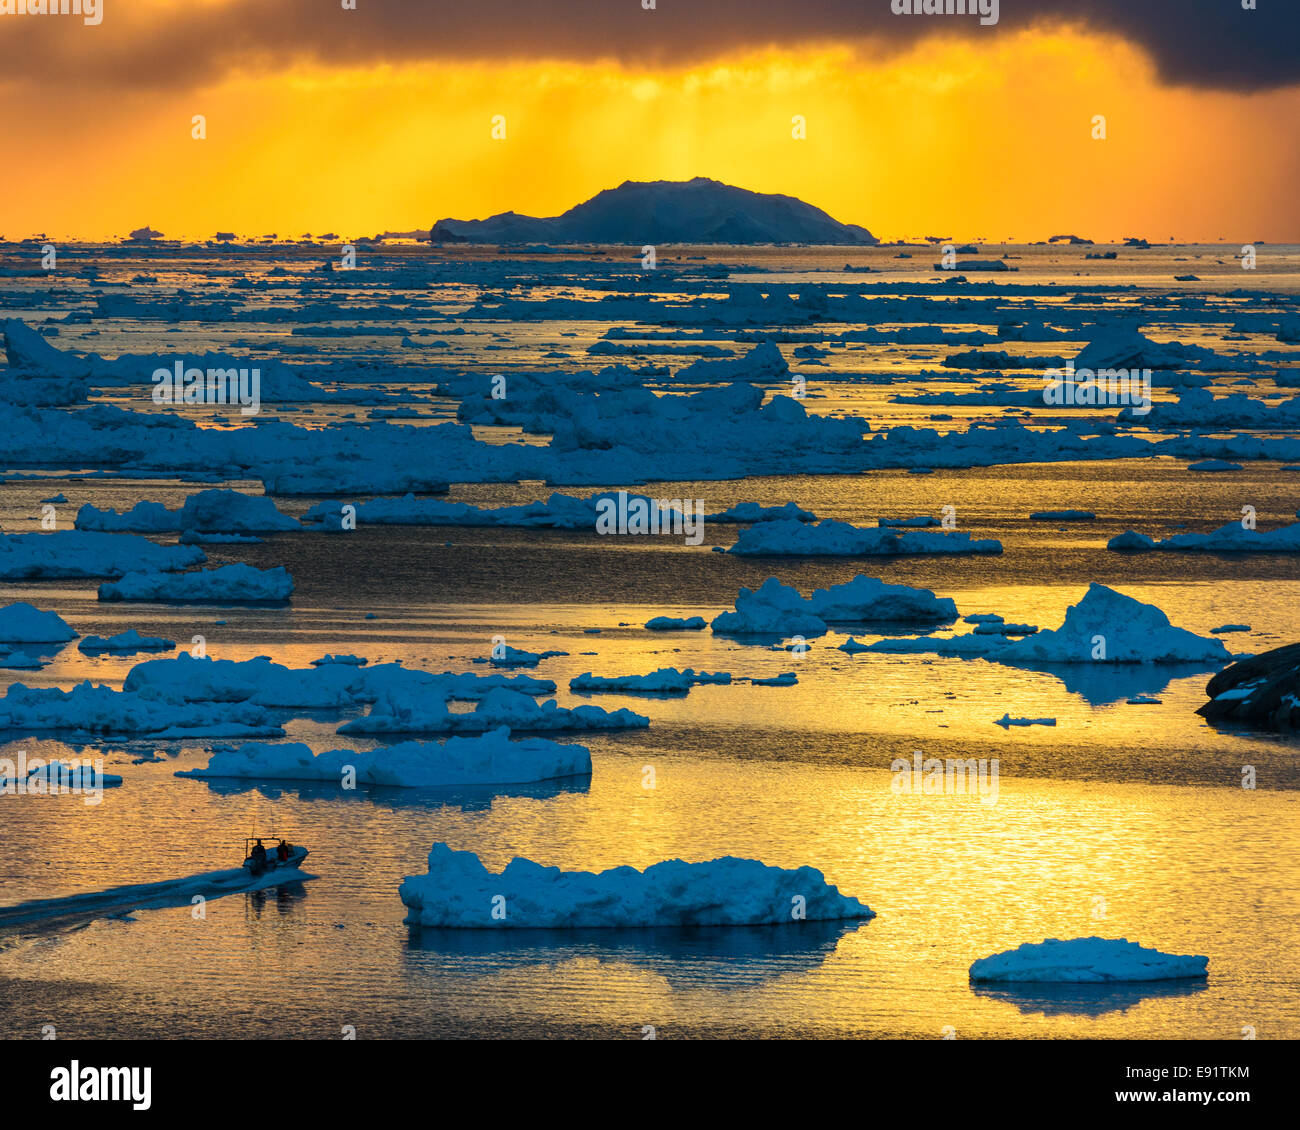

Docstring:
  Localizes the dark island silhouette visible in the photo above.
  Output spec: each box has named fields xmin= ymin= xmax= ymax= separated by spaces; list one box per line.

xmin=430 ymin=176 xmax=877 ymax=246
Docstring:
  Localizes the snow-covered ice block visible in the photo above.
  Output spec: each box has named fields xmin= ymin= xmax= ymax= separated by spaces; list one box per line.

xmin=712 ymin=576 xmax=957 ymax=636
xmin=865 ymin=584 xmax=1229 ymax=665
xmin=1131 ymin=521 xmax=1300 ymax=554
xmin=570 ymin=667 xmax=730 ymax=693
xmin=0 ymin=651 xmax=43 ymax=669
xmin=706 ymin=501 xmax=816 ymax=524
xmin=0 ymin=602 xmax=78 ymax=643
xmin=0 ymin=681 xmax=284 ymax=738
xmin=969 ymin=937 xmax=1208 ymax=982
xmin=1 ymin=760 xmax=123 ymax=794
xmin=99 ymin=564 xmax=294 ymax=603
xmin=76 ymin=489 xmax=299 ymax=534
xmin=177 ymin=727 xmax=591 ymax=787
xmin=997 ymin=584 xmax=1230 ymax=664
xmin=1107 ymin=530 xmax=1156 ymax=551
xmin=339 ymin=686 xmax=649 ymax=735
xmin=77 ymin=629 xmax=176 ymax=654
xmin=644 ymin=615 xmax=706 ymax=630
xmin=488 ymin=645 xmax=566 ymax=668
xmin=0 ymin=531 xmax=205 ymax=580
xmin=399 ymin=843 xmax=875 ymax=928
xmin=728 ymin=518 xmax=1001 ymax=556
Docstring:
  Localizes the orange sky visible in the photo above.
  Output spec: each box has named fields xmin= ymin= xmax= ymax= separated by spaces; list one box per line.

xmin=4 ymin=22 xmax=1298 ymax=242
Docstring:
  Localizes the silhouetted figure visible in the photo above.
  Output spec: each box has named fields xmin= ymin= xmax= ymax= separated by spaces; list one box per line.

xmin=276 ymin=840 xmax=289 ymax=863
xmin=250 ymin=839 xmax=268 ymax=874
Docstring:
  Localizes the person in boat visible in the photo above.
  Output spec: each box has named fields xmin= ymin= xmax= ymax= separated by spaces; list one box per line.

xmin=250 ymin=839 xmax=268 ymax=871
xmin=276 ymin=840 xmax=289 ymax=863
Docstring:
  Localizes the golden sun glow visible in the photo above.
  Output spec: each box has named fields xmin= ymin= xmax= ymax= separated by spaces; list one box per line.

xmin=5 ymin=29 xmax=1298 ymax=241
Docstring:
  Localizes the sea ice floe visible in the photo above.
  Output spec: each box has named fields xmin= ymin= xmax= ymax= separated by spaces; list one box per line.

xmin=123 ymin=654 xmax=555 ymax=710
xmin=569 ymin=668 xmax=731 ymax=693
xmin=0 ymin=602 xmax=78 ymax=643
xmin=864 ymin=583 xmax=1230 ymax=665
xmin=0 ymin=651 xmax=43 ymax=669
xmin=0 ymin=760 xmax=123 ymax=794
xmin=98 ymin=564 xmax=295 ymax=603
xmin=712 ymin=576 xmax=958 ymax=637
xmin=77 ymin=629 xmax=177 ymax=654
xmin=177 ymin=727 xmax=591 ymax=787
xmin=399 ymin=843 xmax=875 ymax=928
xmin=644 ymin=616 xmax=707 ymax=631
xmin=728 ymin=518 xmax=1001 ymax=556
xmin=705 ymin=501 xmax=816 ymax=524
xmin=0 ymin=682 xmax=284 ymax=738
xmin=339 ymin=686 xmax=649 ymax=735
xmin=969 ymin=937 xmax=1208 ymax=982
xmin=487 ymin=646 xmax=567 ymax=668
xmin=1109 ymin=521 xmax=1300 ymax=553
xmin=76 ymin=489 xmax=299 ymax=534
xmin=0 ymin=531 xmax=205 ymax=580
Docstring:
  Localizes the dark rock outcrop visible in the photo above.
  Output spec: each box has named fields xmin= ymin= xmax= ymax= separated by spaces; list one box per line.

xmin=1197 ymin=642 xmax=1300 ymax=729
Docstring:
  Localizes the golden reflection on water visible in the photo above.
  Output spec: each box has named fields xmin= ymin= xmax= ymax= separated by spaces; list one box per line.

xmin=1 ymin=746 xmax=1296 ymax=1038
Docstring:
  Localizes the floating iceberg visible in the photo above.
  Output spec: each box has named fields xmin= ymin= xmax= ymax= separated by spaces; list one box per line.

xmin=712 ymin=576 xmax=957 ymax=637
xmin=99 ymin=564 xmax=294 ymax=603
xmin=1 ymin=760 xmax=123 ymax=794
xmin=1109 ymin=521 xmax=1300 ymax=554
xmin=705 ymin=501 xmax=816 ymax=524
xmin=78 ymin=629 xmax=177 ymax=654
xmin=728 ymin=519 xmax=1001 ymax=557
xmin=878 ymin=515 xmax=941 ymax=528
xmin=0 ymin=651 xmax=43 ymax=669
xmin=570 ymin=668 xmax=731 ymax=693
xmin=339 ymin=686 xmax=649 ymax=735
xmin=0 ymin=602 xmax=78 ymax=643
xmin=0 ymin=682 xmax=283 ymax=738
xmin=76 ymin=489 xmax=299 ymax=534
xmin=969 ymin=938 xmax=1208 ymax=983
xmin=1107 ymin=530 xmax=1156 ymax=551
xmin=488 ymin=645 xmax=566 ymax=668
xmin=399 ymin=843 xmax=875 ymax=928
xmin=178 ymin=727 xmax=591 ymax=787
xmin=644 ymin=615 xmax=706 ymax=631
xmin=991 ymin=584 xmax=1229 ymax=665
xmin=0 ymin=531 xmax=204 ymax=580
xmin=123 ymin=653 xmax=555 ymax=710
xmin=865 ymin=584 xmax=1229 ymax=665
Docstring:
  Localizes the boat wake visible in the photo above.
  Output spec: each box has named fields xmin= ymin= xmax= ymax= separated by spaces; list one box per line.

xmin=0 ymin=861 xmax=316 ymax=933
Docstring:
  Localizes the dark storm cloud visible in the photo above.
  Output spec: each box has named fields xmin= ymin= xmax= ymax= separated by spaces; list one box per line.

xmin=5 ymin=0 xmax=1298 ymax=92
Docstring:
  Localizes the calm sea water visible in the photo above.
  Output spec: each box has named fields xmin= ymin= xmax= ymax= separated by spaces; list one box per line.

xmin=1 ymin=244 xmax=1297 ymax=1038
xmin=1 ymin=465 xmax=1298 ymax=1039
